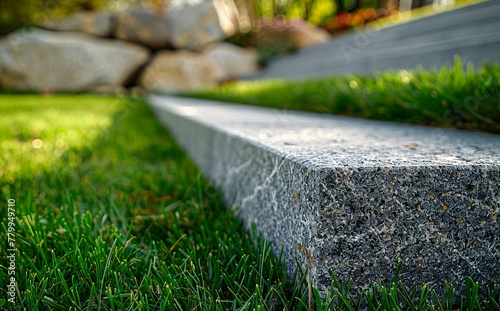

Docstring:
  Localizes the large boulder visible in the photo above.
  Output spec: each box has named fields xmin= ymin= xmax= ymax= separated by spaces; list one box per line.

xmin=256 ymin=19 xmax=330 ymax=50
xmin=166 ymin=0 xmax=234 ymax=51
xmin=114 ymin=7 xmax=170 ymax=49
xmin=212 ymin=0 xmax=241 ymax=34
xmin=203 ymin=42 xmax=258 ymax=81
xmin=0 ymin=29 xmax=149 ymax=92
xmin=139 ymin=50 xmax=217 ymax=93
xmin=41 ymin=11 xmax=114 ymax=37
xmin=290 ymin=22 xmax=330 ymax=49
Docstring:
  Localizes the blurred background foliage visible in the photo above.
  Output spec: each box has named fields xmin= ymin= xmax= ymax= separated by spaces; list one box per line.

xmin=248 ymin=0 xmax=383 ymax=25
xmin=0 ymin=0 xmax=101 ymax=35
xmin=0 ymin=0 xmax=395 ymax=37
xmin=1 ymin=0 xmax=469 ymax=68
xmin=0 ymin=0 xmax=474 ymax=67
xmin=0 ymin=0 xmax=477 ymax=37
xmin=0 ymin=0 xmax=157 ymax=36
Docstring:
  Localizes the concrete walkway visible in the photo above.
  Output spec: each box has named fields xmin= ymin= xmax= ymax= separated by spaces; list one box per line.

xmin=149 ymin=95 xmax=500 ymax=294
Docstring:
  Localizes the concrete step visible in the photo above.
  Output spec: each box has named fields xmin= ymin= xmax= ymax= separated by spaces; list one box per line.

xmin=294 ymin=0 xmax=499 ymax=61
xmin=148 ymin=95 xmax=500 ymax=295
xmin=252 ymin=1 xmax=500 ymax=80
xmin=283 ymin=16 xmax=500 ymax=68
xmin=258 ymin=30 xmax=500 ymax=79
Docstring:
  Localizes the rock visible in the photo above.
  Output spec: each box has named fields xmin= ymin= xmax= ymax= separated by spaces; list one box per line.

xmin=289 ymin=22 xmax=330 ymax=49
xmin=115 ymin=7 xmax=170 ymax=49
xmin=139 ymin=50 xmax=217 ymax=93
xmin=167 ymin=0 xmax=233 ymax=51
xmin=257 ymin=19 xmax=330 ymax=50
xmin=212 ymin=0 xmax=241 ymax=33
xmin=0 ymin=29 xmax=149 ymax=92
xmin=203 ymin=42 xmax=258 ymax=81
xmin=41 ymin=11 xmax=113 ymax=37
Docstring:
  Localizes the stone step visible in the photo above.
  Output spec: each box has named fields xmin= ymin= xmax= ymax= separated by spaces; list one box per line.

xmin=251 ymin=1 xmax=500 ymax=79
xmin=293 ymin=0 xmax=498 ymax=61
xmin=257 ymin=30 xmax=500 ymax=79
xmin=148 ymin=95 xmax=500 ymax=295
xmin=278 ymin=16 xmax=500 ymax=69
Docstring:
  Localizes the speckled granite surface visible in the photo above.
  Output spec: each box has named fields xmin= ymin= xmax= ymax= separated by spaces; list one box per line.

xmin=148 ymin=95 xmax=500 ymax=294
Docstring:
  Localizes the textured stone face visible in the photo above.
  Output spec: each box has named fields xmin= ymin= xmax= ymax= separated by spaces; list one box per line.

xmin=166 ymin=0 xmax=230 ymax=51
xmin=148 ymin=95 xmax=500 ymax=296
xmin=139 ymin=50 xmax=217 ymax=93
xmin=316 ymin=166 xmax=499 ymax=292
xmin=0 ymin=29 xmax=149 ymax=92
xmin=203 ymin=42 xmax=258 ymax=81
xmin=115 ymin=8 xmax=170 ymax=49
xmin=41 ymin=11 xmax=114 ymax=37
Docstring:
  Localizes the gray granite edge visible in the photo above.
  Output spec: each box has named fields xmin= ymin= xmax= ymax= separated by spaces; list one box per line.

xmin=147 ymin=95 xmax=500 ymax=296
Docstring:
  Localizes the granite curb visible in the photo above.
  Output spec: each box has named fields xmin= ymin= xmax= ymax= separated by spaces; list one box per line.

xmin=148 ymin=95 xmax=500 ymax=295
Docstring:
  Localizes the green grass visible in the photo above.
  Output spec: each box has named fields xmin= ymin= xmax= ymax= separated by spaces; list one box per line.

xmin=183 ymin=57 xmax=500 ymax=134
xmin=0 ymin=95 xmax=499 ymax=310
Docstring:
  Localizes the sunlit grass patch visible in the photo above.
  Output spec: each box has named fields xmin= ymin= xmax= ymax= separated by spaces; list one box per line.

xmin=0 ymin=95 xmax=122 ymax=182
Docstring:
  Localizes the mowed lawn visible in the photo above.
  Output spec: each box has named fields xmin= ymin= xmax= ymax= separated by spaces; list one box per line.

xmin=0 ymin=95 xmax=302 ymax=310
xmin=0 ymin=94 xmax=498 ymax=310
